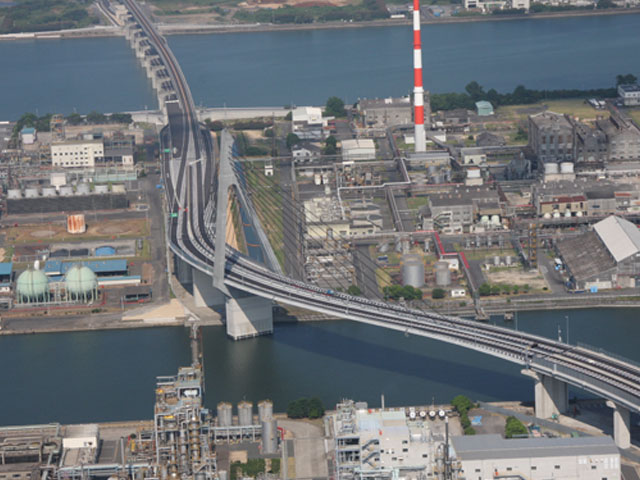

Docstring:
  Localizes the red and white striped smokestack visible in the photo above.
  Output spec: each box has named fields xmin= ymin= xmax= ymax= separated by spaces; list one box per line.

xmin=413 ymin=0 xmax=426 ymax=153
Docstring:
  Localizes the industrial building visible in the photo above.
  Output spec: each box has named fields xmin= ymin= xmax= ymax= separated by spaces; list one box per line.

xmin=427 ymin=186 xmax=502 ymax=233
xmin=342 ymin=139 xmax=376 ymax=163
xmin=475 ymin=101 xmax=494 ymax=117
xmin=618 ymin=83 xmax=640 ymax=106
xmin=556 ymin=215 xmax=640 ymax=290
xmin=291 ymin=106 xmax=327 ymax=140
xmin=51 ymin=138 xmax=104 ymax=168
xmin=451 ymin=434 xmax=620 ymax=480
xmin=528 ymin=111 xmax=573 ymax=164
xmin=20 ymin=127 xmax=36 ymax=145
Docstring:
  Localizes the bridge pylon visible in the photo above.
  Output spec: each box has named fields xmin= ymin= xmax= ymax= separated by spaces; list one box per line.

xmin=522 ymin=369 xmax=568 ymax=419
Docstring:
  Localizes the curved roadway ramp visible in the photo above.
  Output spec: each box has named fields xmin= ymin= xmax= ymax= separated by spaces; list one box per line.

xmin=120 ymin=0 xmax=640 ymax=449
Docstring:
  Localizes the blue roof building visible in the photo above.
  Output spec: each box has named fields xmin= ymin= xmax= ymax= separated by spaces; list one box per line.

xmin=44 ymin=259 xmax=127 ymax=277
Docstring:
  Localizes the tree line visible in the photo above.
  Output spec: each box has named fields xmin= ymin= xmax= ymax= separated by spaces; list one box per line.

xmin=12 ymin=111 xmax=132 ymax=137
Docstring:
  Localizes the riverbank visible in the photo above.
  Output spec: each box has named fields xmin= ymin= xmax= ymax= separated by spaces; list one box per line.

xmin=1 ymin=7 xmax=639 ymax=41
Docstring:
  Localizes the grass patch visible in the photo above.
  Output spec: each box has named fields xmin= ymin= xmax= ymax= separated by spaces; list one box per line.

xmin=406 ymin=195 xmax=429 ymax=210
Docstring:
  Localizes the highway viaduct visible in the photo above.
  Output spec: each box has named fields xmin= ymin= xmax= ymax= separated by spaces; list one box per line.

xmin=118 ymin=0 xmax=640 ymax=449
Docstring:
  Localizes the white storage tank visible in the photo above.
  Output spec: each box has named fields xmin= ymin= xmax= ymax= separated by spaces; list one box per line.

xmin=576 ymin=211 xmax=583 ymax=217
xmin=544 ymin=163 xmax=559 ymax=174
xmin=95 ymin=184 xmax=109 ymax=194
xmin=480 ymin=215 xmax=490 ymax=224
xmin=238 ymin=401 xmax=253 ymax=426
xmin=112 ymin=184 xmax=126 ymax=193
xmin=261 ymin=418 xmax=278 ymax=455
xmin=258 ymin=400 xmax=273 ymax=422
xmin=505 ymin=255 xmax=512 ymax=266
xmin=493 ymin=255 xmax=500 ymax=266
xmin=402 ymin=254 xmax=425 ymax=288
xmin=42 ymin=187 xmax=56 ymax=197
xmin=490 ymin=215 xmax=500 ymax=225
xmin=7 ymin=189 xmax=21 ymax=199
xmin=24 ymin=188 xmax=38 ymax=198
xmin=553 ymin=211 xmax=561 ymax=218
xmin=543 ymin=212 xmax=552 ymax=219
xmin=564 ymin=209 xmax=572 ymax=217
xmin=435 ymin=261 xmax=451 ymax=287
xmin=560 ymin=162 xmax=574 ymax=174
xmin=217 ymin=402 xmax=233 ymax=427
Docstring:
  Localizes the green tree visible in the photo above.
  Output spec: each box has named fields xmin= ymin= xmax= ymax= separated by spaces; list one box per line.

xmin=490 ymin=285 xmax=501 ymax=296
xmin=479 ymin=283 xmax=491 ymax=297
xmin=284 ymin=111 xmax=292 ymax=121
xmin=286 ymin=132 xmax=300 ymax=149
xmin=325 ymin=96 xmax=346 ymax=117
xmin=465 ymin=81 xmax=485 ymax=102
xmin=324 ymin=135 xmax=337 ymax=155
xmin=109 ymin=112 xmax=132 ymax=124
xmin=596 ymin=0 xmax=616 ymax=9
xmin=505 ymin=416 xmax=528 ymax=438
xmin=308 ymin=397 xmax=325 ymax=419
xmin=347 ymin=284 xmax=362 ymax=296
xmin=451 ymin=395 xmax=474 ymax=415
xmin=66 ymin=112 xmax=83 ymax=126
xmin=501 ymin=284 xmax=512 ymax=295
xmin=616 ymin=73 xmax=638 ymax=86
xmin=431 ymin=288 xmax=446 ymax=299
xmin=86 ymin=110 xmax=106 ymax=124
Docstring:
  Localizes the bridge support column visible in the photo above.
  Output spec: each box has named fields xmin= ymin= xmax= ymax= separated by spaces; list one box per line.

xmin=225 ymin=290 xmax=273 ymax=340
xmin=174 ymin=256 xmax=193 ymax=286
xmin=192 ymin=268 xmax=225 ymax=308
xmin=606 ymin=401 xmax=631 ymax=449
xmin=522 ymin=369 xmax=568 ymax=419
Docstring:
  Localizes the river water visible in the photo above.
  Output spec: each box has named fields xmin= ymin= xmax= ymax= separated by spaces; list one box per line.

xmin=2 ymin=15 xmax=640 ymax=425
xmin=1 ymin=13 xmax=640 ymax=119
xmin=2 ymin=308 xmax=639 ymax=426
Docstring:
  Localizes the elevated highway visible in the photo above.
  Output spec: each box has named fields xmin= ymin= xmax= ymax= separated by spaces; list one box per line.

xmin=121 ymin=0 xmax=640 ymax=449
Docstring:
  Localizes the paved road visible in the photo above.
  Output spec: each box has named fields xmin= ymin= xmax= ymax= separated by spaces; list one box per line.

xmin=278 ymin=419 xmax=328 ymax=480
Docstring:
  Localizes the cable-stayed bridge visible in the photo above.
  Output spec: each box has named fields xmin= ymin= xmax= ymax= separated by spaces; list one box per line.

xmin=120 ymin=0 xmax=640 ymax=449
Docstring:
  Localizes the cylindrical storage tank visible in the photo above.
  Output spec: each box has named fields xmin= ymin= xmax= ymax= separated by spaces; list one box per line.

xmin=553 ymin=211 xmax=561 ymax=218
xmin=576 ymin=211 xmax=583 ymax=217
xmin=490 ymin=215 xmax=500 ymax=225
xmin=24 ymin=188 xmax=38 ymax=198
xmin=435 ymin=261 xmax=451 ymax=287
xmin=238 ymin=401 xmax=253 ymax=426
xmin=258 ymin=400 xmax=273 ymax=423
xmin=564 ymin=209 xmax=572 ymax=217
xmin=41 ymin=187 xmax=56 ymax=197
xmin=76 ymin=183 xmax=90 ymax=195
xmin=95 ymin=184 xmax=108 ymax=194
xmin=7 ymin=189 xmax=21 ymax=199
xmin=217 ymin=402 xmax=232 ymax=427
xmin=560 ymin=162 xmax=574 ymax=173
xmin=65 ymin=264 xmax=97 ymax=300
xmin=402 ymin=254 xmax=424 ymax=288
xmin=16 ymin=269 xmax=49 ymax=302
xmin=480 ymin=215 xmax=490 ymax=224
xmin=543 ymin=212 xmax=552 ymax=219
xmin=379 ymin=243 xmax=389 ymax=254
xmin=112 ymin=184 xmax=126 ymax=193
xmin=261 ymin=418 xmax=278 ymax=455
xmin=544 ymin=162 xmax=559 ymax=174
xmin=493 ymin=255 xmax=500 ymax=266
xmin=505 ymin=255 xmax=512 ymax=266
xmin=218 ymin=472 xmax=228 ymax=480
xmin=59 ymin=186 xmax=73 ymax=196
xmin=67 ymin=214 xmax=86 ymax=234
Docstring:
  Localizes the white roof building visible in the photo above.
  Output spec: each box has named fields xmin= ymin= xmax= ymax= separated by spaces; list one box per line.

xmin=292 ymin=106 xmax=324 ymax=126
xmin=593 ymin=215 xmax=640 ymax=262
xmin=342 ymin=138 xmax=376 ymax=162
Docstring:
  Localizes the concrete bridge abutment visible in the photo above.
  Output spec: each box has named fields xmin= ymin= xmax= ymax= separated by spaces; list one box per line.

xmin=225 ymin=289 xmax=273 ymax=340
xmin=606 ymin=401 xmax=631 ymax=449
xmin=522 ymin=369 xmax=568 ymax=419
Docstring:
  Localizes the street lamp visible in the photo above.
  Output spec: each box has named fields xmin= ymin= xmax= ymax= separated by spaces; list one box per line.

xmin=565 ymin=315 xmax=570 ymax=345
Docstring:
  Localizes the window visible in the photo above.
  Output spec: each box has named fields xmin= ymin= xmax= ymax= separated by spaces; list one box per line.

xmin=531 ymin=466 xmax=537 ymax=471
xmin=506 ymin=467 xmax=512 ymax=471
xmin=592 ymin=466 xmax=597 ymax=470
xmin=555 ymin=465 xmax=560 ymax=470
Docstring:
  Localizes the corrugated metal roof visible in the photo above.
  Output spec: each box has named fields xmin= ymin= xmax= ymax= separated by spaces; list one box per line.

xmin=593 ymin=216 xmax=640 ymax=263
xmin=44 ymin=259 xmax=127 ymax=276
xmin=451 ymin=434 xmax=618 ymax=460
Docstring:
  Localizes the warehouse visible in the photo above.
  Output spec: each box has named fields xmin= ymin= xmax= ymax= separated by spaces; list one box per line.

xmin=556 ymin=215 xmax=640 ymax=290
xmin=451 ymin=434 xmax=620 ymax=480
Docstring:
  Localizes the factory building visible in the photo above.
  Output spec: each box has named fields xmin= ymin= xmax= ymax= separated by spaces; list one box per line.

xmin=342 ymin=139 xmax=376 ymax=163
xmin=528 ymin=111 xmax=573 ymax=164
xmin=20 ymin=126 xmax=36 ymax=145
xmin=427 ymin=186 xmax=502 ymax=233
xmin=595 ymin=114 xmax=640 ymax=161
xmin=451 ymin=434 xmax=620 ymax=480
xmin=291 ymin=106 xmax=327 ymax=140
xmin=556 ymin=215 xmax=640 ymax=290
xmin=618 ymin=83 xmax=640 ymax=106
xmin=51 ymin=139 xmax=104 ymax=168
xmin=475 ymin=101 xmax=494 ymax=117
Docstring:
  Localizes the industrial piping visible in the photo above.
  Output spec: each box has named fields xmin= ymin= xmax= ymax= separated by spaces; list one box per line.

xmin=413 ymin=0 xmax=426 ymax=153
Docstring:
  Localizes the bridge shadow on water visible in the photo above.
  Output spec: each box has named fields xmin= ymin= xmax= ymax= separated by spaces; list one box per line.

xmin=271 ymin=321 xmax=527 ymax=400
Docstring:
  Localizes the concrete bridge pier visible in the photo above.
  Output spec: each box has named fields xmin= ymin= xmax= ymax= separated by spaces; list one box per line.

xmin=192 ymin=268 xmax=225 ymax=308
xmin=174 ymin=256 xmax=193 ymax=286
xmin=522 ymin=369 xmax=568 ymax=418
xmin=225 ymin=288 xmax=273 ymax=340
xmin=606 ymin=401 xmax=631 ymax=449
